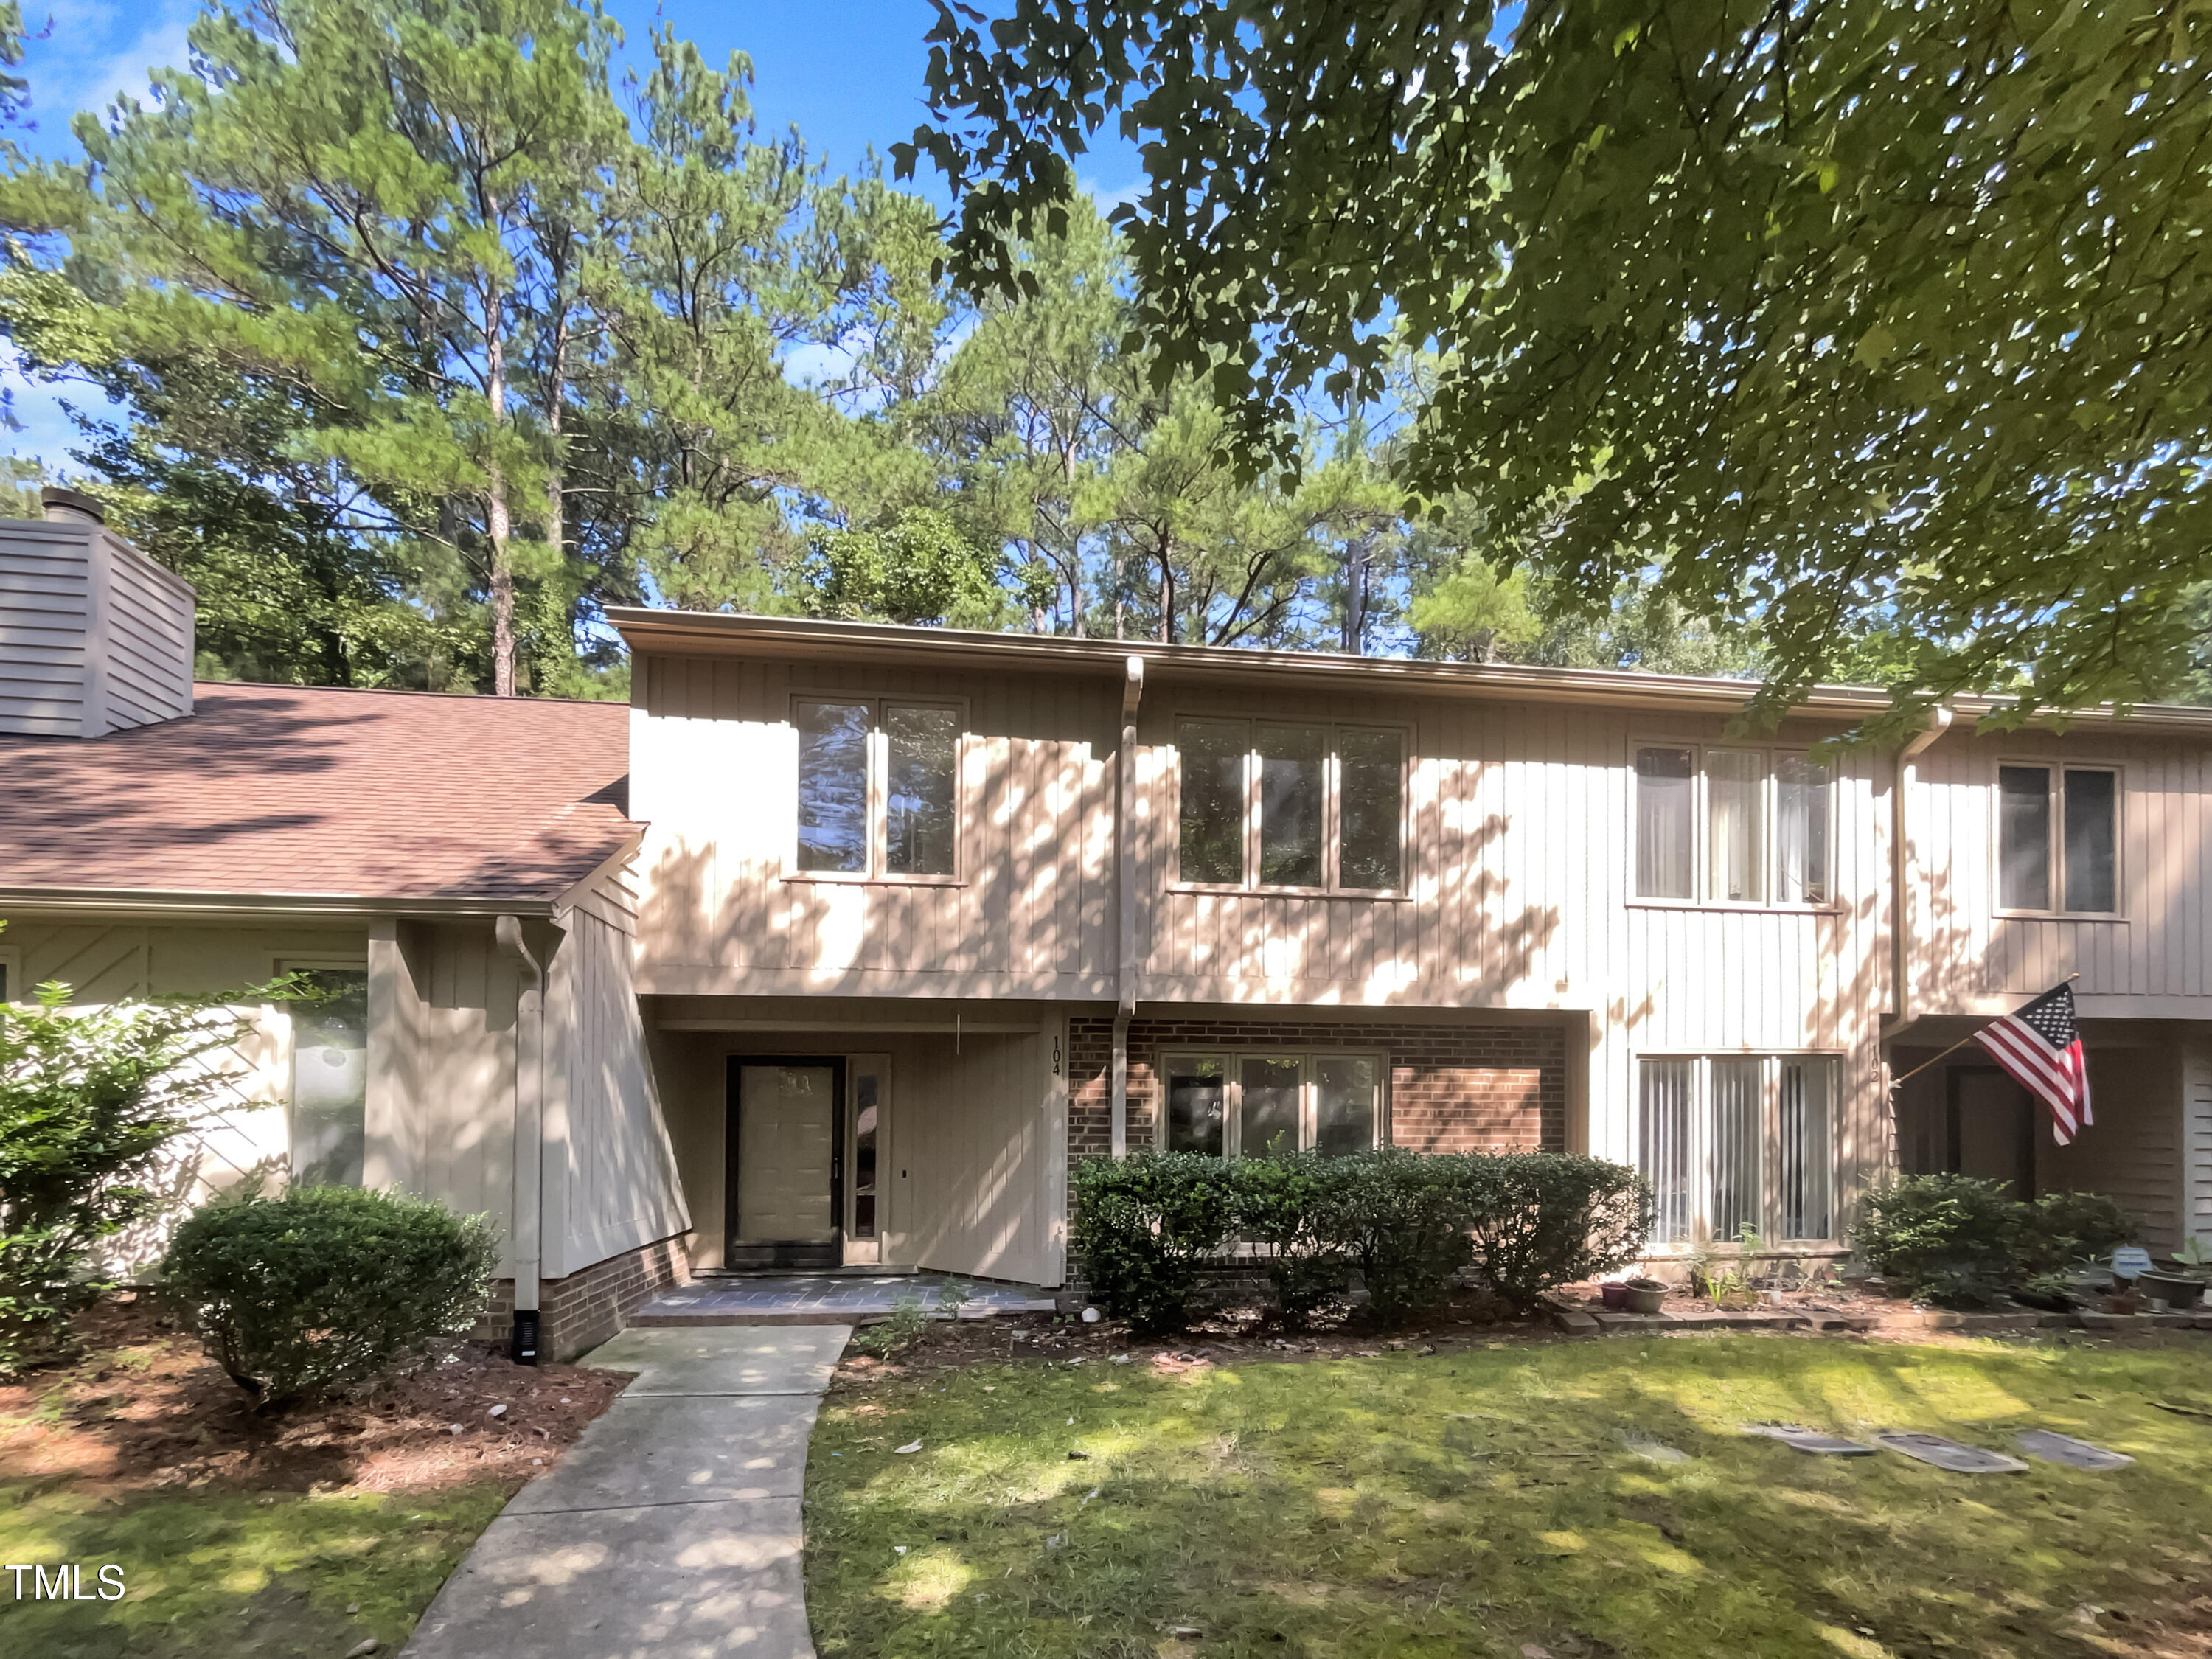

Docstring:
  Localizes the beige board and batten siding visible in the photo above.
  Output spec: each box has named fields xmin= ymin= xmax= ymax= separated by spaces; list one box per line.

xmin=626 ymin=636 xmax=1896 ymax=1237
xmin=366 ymin=919 xmax=521 ymax=1272
xmin=1127 ymin=678 xmax=1895 ymax=1234
xmin=1907 ymin=726 xmax=2212 ymax=1009
xmin=0 ymin=516 xmax=192 ymax=738
xmin=630 ymin=650 xmax=1119 ymax=998
xmin=543 ymin=860 xmax=689 ymax=1279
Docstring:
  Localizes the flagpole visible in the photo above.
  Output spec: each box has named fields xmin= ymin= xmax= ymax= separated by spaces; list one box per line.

xmin=1888 ymin=973 xmax=2079 ymax=1090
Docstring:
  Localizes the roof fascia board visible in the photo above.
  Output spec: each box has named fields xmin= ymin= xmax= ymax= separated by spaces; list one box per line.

xmin=0 ymin=888 xmax=559 ymax=921
xmin=607 ymin=606 xmax=2212 ymax=735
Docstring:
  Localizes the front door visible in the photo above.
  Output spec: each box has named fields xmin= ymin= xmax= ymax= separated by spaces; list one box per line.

xmin=728 ymin=1059 xmax=844 ymax=1268
xmin=1948 ymin=1065 xmax=2035 ymax=1196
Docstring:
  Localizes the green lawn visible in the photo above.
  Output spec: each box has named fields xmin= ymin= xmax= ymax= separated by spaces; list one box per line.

xmin=805 ymin=1335 xmax=2212 ymax=1658
xmin=0 ymin=1481 xmax=506 ymax=1658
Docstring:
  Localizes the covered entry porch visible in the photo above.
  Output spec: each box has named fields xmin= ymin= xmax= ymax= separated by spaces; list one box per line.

xmin=644 ymin=997 xmax=1071 ymax=1287
xmin=1887 ymin=1017 xmax=2208 ymax=1255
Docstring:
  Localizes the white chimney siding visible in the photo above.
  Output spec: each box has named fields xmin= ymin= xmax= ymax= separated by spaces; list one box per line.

xmin=0 ymin=493 xmax=195 ymax=738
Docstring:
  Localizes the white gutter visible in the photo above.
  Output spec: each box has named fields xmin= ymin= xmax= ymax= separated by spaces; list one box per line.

xmin=495 ymin=914 xmax=563 ymax=1363
xmin=1888 ymin=707 xmax=1954 ymax=1037
xmin=1110 ymin=654 xmax=1144 ymax=1157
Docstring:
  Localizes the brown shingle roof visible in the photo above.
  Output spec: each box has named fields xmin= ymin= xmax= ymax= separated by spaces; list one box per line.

xmin=0 ymin=682 xmax=636 ymax=905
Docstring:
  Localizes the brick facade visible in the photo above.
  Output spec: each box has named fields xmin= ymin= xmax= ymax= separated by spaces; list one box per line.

xmin=477 ymin=1233 xmax=692 ymax=1362
xmin=1067 ymin=1012 xmax=1568 ymax=1177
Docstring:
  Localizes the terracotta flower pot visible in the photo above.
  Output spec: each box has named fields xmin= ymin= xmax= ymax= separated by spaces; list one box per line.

xmin=1600 ymin=1282 xmax=1630 ymax=1310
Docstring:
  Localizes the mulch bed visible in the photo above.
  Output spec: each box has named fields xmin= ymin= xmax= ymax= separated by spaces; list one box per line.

xmin=833 ymin=1284 xmax=1562 ymax=1389
xmin=0 ymin=1293 xmax=630 ymax=1498
xmin=834 ymin=1276 xmax=2212 ymax=1388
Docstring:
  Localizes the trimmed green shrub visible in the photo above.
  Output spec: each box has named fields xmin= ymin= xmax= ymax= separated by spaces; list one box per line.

xmin=1228 ymin=1151 xmax=1351 ymax=1328
xmin=1854 ymin=1174 xmax=2023 ymax=1306
xmin=1068 ymin=1152 xmax=1234 ymax=1335
xmin=160 ymin=1186 xmax=498 ymax=1409
xmin=1459 ymin=1154 xmax=1653 ymax=1310
xmin=1856 ymin=1175 xmax=2140 ymax=1304
xmin=2016 ymin=1189 xmax=2135 ymax=1276
xmin=1324 ymin=1150 xmax=1472 ymax=1324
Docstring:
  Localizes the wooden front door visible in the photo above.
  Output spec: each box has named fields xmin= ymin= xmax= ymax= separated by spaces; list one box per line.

xmin=727 ymin=1058 xmax=844 ymax=1268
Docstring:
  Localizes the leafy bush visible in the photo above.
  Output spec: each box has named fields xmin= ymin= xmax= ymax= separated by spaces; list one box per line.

xmin=1324 ymin=1150 xmax=1474 ymax=1324
xmin=1068 ymin=1152 xmax=1234 ymax=1335
xmin=1074 ymin=1148 xmax=1655 ymax=1332
xmin=1459 ymin=1154 xmax=1653 ymax=1310
xmin=2016 ymin=1190 xmax=2135 ymax=1276
xmin=160 ymin=1186 xmax=497 ymax=1409
xmin=0 ymin=955 xmax=288 ymax=1374
xmin=1856 ymin=1175 xmax=2140 ymax=1305
xmin=1854 ymin=1174 xmax=2024 ymax=1306
xmin=1228 ymin=1151 xmax=1351 ymax=1328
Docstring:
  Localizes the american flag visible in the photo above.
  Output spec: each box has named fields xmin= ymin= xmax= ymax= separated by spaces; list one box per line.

xmin=1973 ymin=982 xmax=2093 ymax=1146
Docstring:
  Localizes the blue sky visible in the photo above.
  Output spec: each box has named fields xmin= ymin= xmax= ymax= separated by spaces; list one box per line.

xmin=4 ymin=0 xmax=1142 ymax=473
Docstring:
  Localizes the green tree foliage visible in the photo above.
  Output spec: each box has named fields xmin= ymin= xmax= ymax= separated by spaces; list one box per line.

xmin=0 ymin=2 xmax=925 ymax=694
xmin=908 ymin=1 xmax=2212 ymax=730
xmin=0 ymin=943 xmax=290 ymax=1372
xmin=800 ymin=506 xmax=1012 ymax=627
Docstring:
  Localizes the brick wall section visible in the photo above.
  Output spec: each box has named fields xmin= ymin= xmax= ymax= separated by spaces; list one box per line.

xmin=1067 ymin=1013 xmax=1567 ymax=1180
xmin=476 ymin=1234 xmax=692 ymax=1362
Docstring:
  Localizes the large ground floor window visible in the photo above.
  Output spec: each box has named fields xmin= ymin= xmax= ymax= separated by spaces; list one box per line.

xmin=1160 ymin=1050 xmax=1385 ymax=1157
xmin=1638 ymin=1053 xmax=1837 ymax=1245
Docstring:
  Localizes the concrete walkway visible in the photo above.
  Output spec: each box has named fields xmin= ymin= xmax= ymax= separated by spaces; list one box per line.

xmin=403 ymin=1326 xmax=849 ymax=1659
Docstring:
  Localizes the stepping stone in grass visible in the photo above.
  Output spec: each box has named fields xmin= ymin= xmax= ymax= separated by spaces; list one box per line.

xmin=2015 ymin=1429 xmax=2134 ymax=1470
xmin=1620 ymin=1431 xmax=1689 ymax=1464
xmin=1875 ymin=1431 xmax=2028 ymax=1473
xmin=1738 ymin=1423 xmax=1875 ymax=1455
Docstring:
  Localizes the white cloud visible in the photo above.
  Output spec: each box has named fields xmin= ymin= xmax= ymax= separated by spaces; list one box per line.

xmin=16 ymin=0 xmax=197 ymax=151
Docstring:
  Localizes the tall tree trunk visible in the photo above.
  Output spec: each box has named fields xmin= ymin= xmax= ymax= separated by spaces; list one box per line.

xmin=545 ymin=302 xmax=568 ymax=580
xmin=1157 ymin=533 xmax=1175 ymax=644
xmin=1342 ymin=532 xmax=1371 ymax=653
xmin=485 ymin=264 xmax=517 ymax=698
xmin=1062 ymin=437 xmax=1083 ymax=636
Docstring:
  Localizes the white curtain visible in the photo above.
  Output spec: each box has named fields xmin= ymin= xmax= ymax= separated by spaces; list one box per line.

xmin=1639 ymin=1059 xmax=1694 ymax=1242
xmin=1706 ymin=750 xmax=1766 ymax=902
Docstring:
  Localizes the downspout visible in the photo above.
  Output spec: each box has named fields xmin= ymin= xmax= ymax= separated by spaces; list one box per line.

xmin=1888 ymin=707 xmax=1953 ymax=1036
xmin=496 ymin=914 xmax=548 ymax=1364
xmin=1111 ymin=654 xmax=1145 ymax=1156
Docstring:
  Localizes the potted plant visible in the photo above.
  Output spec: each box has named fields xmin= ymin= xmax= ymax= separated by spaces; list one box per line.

xmin=1623 ymin=1278 xmax=1667 ymax=1315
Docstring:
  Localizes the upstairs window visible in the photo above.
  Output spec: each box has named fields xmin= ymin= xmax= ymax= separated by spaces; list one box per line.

xmin=795 ymin=698 xmax=961 ymax=878
xmin=1635 ymin=744 xmax=1832 ymax=905
xmin=1160 ymin=1050 xmax=1385 ymax=1156
xmin=1998 ymin=763 xmax=2118 ymax=914
xmin=1176 ymin=719 xmax=1406 ymax=892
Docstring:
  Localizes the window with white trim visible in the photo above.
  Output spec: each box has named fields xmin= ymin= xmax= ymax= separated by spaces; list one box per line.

xmin=1637 ymin=1054 xmax=1837 ymax=1244
xmin=1176 ymin=719 xmax=1406 ymax=892
xmin=793 ymin=697 xmax=961 ymax=878
xmin=1159 ymin=1050 xmax=1386 ymax=1157
xmin=1997 ymin=763 xmax=2118 ymax=914
xmin=287 ymin=964 xmax=369 ymax=1188
xmin=1635 ymin=744 xmax=1832 ymax=905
